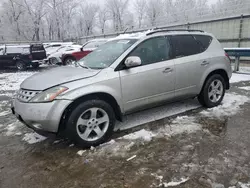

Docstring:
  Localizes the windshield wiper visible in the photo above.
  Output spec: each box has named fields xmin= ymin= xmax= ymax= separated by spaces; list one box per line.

xmin=77 ymin=62 xmax=91 ymax=70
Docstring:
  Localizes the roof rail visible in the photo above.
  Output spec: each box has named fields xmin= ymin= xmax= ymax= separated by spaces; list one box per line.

xmin=146 ymin=29 xmax=204 ymax=36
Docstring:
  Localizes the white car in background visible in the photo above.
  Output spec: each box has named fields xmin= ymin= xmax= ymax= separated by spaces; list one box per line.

xmin=44 ymin=42 xmax=75 ymax=56
xmin=46 ymin=45 xmax=82 ymax=65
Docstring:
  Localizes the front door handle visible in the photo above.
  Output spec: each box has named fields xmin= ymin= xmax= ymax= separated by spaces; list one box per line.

xmin=201 ymin=61 xmax=210 ymax=66
xmin=163 ymin=68 xmax=173 ymax=74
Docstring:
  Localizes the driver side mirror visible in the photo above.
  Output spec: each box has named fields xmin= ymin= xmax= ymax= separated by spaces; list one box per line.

xmin=125 ymin=56 xmax=142 ymax=68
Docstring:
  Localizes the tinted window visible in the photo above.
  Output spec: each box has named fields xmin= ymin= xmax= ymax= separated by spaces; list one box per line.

xmin=194 ymin=35 xmax=212 ymax=52
xmin=171 ymin=35 xmax=201 ymax=58
xmin=129 ymin=36 xmax=171 ymax=66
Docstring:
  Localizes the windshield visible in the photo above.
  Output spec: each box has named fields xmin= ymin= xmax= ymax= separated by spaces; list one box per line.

xmin=78 ymin=39 xmax=138 ymax=69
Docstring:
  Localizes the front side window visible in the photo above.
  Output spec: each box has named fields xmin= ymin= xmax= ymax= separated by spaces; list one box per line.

xmin=78 ymin=39 xmax=138 ymax=69
xmin=129 ymin=36 xmax=172 ymax=66
xmin=171 ymin=35 xmax=201 ymax=58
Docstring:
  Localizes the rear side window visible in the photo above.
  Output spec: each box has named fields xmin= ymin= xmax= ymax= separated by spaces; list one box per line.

xmin=193 ymin=35 xmax=212 ymax=52
xmin=31 ymin=45 xmax=45 ymax=52
xmin=171 ymin=35 xmax=201 ymax=58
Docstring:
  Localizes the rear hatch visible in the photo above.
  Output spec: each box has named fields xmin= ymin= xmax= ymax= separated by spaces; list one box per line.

xmin=31 ymin=44 xmax=46 ymax=60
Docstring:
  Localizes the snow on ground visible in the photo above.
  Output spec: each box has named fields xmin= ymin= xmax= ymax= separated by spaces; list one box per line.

xmin=229 ymin=182 xmax=250 ymax=188
xmin=161 ymin=178 xmax=190 ymax=187
xmin=230 ymin=73 xmax=250 ymax=83
xmin=201 ymin=93 xmax=249 ymax=118
xmin=121 ymin=129 xmax=156 ymax=142
xmin=151 ymin=174 xmax=189 ymax=187
xmin=239 ymin=86 xmax=250 ymax=91
xmin=160 ymin=116 xmax=201 ymax=137
xmin=22 ymin=133 xmax=47 ymax=144
xmin=0 ymin=72 xmax=36 ymax=91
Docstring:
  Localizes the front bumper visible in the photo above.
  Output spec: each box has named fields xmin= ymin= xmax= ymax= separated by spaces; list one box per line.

xmin=12 ymin=99 xmax=72 ymax=133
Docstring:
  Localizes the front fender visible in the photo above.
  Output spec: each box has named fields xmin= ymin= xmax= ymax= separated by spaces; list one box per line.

xmin=59 ymin=81 xmax=123 ymax=113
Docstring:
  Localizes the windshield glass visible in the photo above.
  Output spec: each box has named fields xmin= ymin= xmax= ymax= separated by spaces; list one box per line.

xmin=78 ymin=39 xmax=138 ymax=69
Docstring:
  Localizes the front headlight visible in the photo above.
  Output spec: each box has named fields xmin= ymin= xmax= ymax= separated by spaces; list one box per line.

xmin=30 ymin=86 xmax=68 ymax=103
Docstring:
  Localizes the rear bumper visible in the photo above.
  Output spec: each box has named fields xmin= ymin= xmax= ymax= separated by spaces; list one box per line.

xmin=12 ymin=99 xmax=72 ymax=133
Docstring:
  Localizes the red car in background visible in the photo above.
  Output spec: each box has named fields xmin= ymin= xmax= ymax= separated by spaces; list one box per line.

xmin=61 ymin=39 xmax=108 ymax=65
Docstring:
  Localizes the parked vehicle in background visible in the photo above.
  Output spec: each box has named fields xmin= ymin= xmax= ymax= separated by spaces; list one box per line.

xmin=0 ymin=45 xmax=35 ymax=70
xmin=30 ymin=44 xmax=46 ymax=66
xmin=62 ymin=39 xmax=108 ymax=65
xmin=44 ymin=42 xmax=74 ymax=56
xmin=12 ymin=30 xmax=232 ymax=147
xmin=46 ymin=45 xmax=82 ymax=65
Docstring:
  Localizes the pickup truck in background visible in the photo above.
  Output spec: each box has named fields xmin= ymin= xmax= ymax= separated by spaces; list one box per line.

xmin=0 ymin=44 xmax=46 ymax=70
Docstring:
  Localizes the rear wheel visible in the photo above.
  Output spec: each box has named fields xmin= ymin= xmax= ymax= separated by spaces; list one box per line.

xmin=198 ymin=74 xmax=226 ymax=108
xmin=65 ymin=100 xmax=115 ymax=147
xmin=16 ymin=61 xmax=27 ymax=71
xmin=63 ymin=57 xmax=76 ymax=65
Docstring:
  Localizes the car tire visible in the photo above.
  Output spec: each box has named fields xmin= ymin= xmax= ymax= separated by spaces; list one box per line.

xmin=65 ymin=100 xmax=116 ymax=147
xmin=32 ymin=63 xmax=39 ymax=69
xmin=63 ymin=57 xmax=76 ymax=65
xmin=198 ymin=74 xmax=226 ymax=108
xmin=16 ymin=61 xmax=27 ymax=71
xmin=49 ymin=57 xmax=58 ymax=65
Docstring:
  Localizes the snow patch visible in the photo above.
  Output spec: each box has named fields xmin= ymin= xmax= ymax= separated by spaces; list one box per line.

xmin=161 ymin=178 xmax=190 ymax=187
xmin=229 ymin=182 xmax=250 ymax=188
xmin=0 ymin=72 xmax=36 ymax=91
xmin=22 ymin=133 xmax=47 ymax=144
xmin=4 ymin=122 xmax=17 ymax=136
xmin=159 ymin=116 xmax=201 ymax=137
xmin=239 ymin=86 xmax=250 ymax=91
xmin=0 ymin=110 xmax=11 ymax=116
xmin=122 ymin=129 xmax=156 ymax=142
xmin=201 ymin=93 xmax=249 ymax=118
xmin=230 ymin=73 xmax=250 ymax=83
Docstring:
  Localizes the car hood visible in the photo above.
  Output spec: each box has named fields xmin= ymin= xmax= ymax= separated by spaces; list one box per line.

xmin=21 ymin=67 xmax=101 ymax=90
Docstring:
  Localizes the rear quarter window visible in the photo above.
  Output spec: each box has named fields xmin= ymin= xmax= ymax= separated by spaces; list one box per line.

xmin=171 ymin=35 xmax=201 ymax=58
xmin=193 ymin=35 xmax=212 ymax=52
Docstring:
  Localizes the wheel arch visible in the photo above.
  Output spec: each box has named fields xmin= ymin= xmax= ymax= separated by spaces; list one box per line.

xmin=200 ymin=69 xmax=230 ymax=94
xmin=62 ymin=55 xmax=76 ymax=64
xmin=58 ymin=92 xmax=123 ymax=133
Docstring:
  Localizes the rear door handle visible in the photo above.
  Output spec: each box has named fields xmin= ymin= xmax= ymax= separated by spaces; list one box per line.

xmin=163 ymin=68 xmax=173 ymax=74
xmin=201 ymin=61 xmax=210 ymax=66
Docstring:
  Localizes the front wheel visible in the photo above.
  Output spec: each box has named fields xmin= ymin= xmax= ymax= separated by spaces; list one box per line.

xmin=66 ymin=100 xmax=116 ymax=147
xmin=198 ymin=74 xmax=226 ymax=108
xmin=16 ymin=61 xmax=27 ymax=71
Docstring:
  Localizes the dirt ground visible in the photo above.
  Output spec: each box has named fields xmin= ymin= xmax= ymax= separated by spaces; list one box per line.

xmin=0 ymin=68 xmax=250 ymax=188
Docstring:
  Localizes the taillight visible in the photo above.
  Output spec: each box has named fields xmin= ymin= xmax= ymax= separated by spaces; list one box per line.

xmin=225 ymin=52 xmax=231 ymax=62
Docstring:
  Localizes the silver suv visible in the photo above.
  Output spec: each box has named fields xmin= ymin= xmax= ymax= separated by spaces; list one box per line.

xmin=12 ymin=29 xmax=232 ymax=147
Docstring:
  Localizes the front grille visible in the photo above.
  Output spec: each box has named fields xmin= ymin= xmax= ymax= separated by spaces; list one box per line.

xmin=17 ymin=89 xmax=40 ymax=102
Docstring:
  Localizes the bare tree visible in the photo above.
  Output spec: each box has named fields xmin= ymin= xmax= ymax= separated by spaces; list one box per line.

xmin=106 ymin=0 xmax=130 ymax=31
xmin=145 ymin=0 xmax=164 ymax=26
xmin=79 ymin=2 xmax=99 ymax=36
xmin=98 ymin=7 xmax=109 ymax=34
xmin=133 ymin=0 xmax=147 ymax=28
